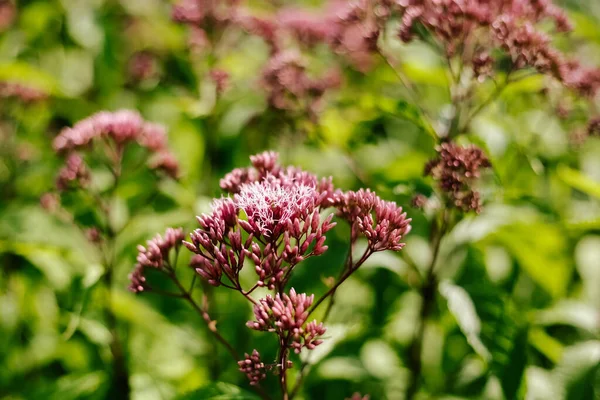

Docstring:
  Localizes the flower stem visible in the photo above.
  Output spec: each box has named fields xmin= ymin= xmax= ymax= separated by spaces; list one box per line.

xmin=168 ymin=270 xmax=241 ymax=361
xmin=406 ymin=209 xmax=449 ymax=399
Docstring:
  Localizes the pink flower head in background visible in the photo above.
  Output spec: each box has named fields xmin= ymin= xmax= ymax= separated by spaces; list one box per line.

xmin=209 ymin=68 xmax=230 ymax=95
xmin=52 ymin=109 xmax=179 ymax=180
xmin=425 ymin=142 xmax=491 ymax=213
xmin=0 ymin=0 xmax=15 ymax=32
xmin=56 ymin=153 xmax=90 ymax=191
xmin=0 ymin=81 xmax=48 ymax=103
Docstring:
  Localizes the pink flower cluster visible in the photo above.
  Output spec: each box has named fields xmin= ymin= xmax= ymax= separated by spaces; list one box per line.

xmin=396 ymin=0 xmax=600 ymax=95
xmin=186 ymin=152 xmax=336 ymax=290
xmin=237 ymin=350 xmax=266 ymax=386
xmin=333 ymin=189 xmax=412 ymax=251
xmin=346 ymin=394 xmax=371 ymax=400
xmin=425 ymin=142 xmax=491 ymax=213
xmin=588 ymin=117 xmax=600 ymax=137
xmin=0 ymin=81 xmax=47 ymax=102
xmin=52 ymin=109 xmax=179 ymax=180
xmin=56 ymin=153 xmax=90 ymax=191
xmin=261 ymin=51 xmax=341 ymax=114
xmin=0 ymin=0 xmax=15 ymax=32
xmin=130 ymin=151 xmax=412 ymax=387
xmin=128 ymin=51 xmax=158 ymax=82
xmin=247 ymin=289 xmax=326 ymax=354
xmin=129 ymin=228 xmax=185 ymax=293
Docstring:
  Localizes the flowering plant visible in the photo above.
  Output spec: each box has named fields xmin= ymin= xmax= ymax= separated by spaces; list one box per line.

xmin=130 ymin=151 xmax=411 ymax=399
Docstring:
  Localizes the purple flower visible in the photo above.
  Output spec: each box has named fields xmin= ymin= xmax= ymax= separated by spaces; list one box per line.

xmin=261 ymin=51 xmax=340 ymax=113
xmin=209 ymin=69 xmax=230 ymax=95
xmin=128 ymin=51 xmax=158 ymax=82
xmin=129 ymin=228 xmax=185 ymax=293
xmin=238 ymin=350 xmax=266 ymax=386
xmin=247 ymin=289 xmax=327 ymax=353
xmin=235 ymin=179 xmax=318 ymax=238
xmin=425 ymin=142 xmax=491 ymax=213
xmin=588 ymin=117 xmax=600 ymax=137
xmin=346 ymin=394 xmax=370 ymax=400
xmin=53 ymin=110 xmax=168 ymax=153
xmin=0 ymin=81 xmax=47 ymax=102
xmin=0 ymin=0 xmax=15 ymax=32
xmin=188 ymin=153 xmax=337 ymax=290
xmin=333 ymin=189 xmax=411 ymax=251
xmin=56 ymin=153 xmax=90 ymax=191
xmin=397 ymin=0 xmax=577 ymax=83
xmin=53 ymin=110 xmax=180 ymax=180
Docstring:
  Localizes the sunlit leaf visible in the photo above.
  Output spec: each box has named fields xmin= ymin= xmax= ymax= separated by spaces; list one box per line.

xmin=557 ymin=165 xmax=600 ymax=199
xmin=554 ymin=341 xmax=600 ymax=400
xmin=439 ymin=280 xmax=491 ymax=361
xmin=177 ymin=382 xmax=260 ymax=400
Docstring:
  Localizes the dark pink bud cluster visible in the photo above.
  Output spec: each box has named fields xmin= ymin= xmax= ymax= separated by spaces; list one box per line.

xmin=247 ymin=288 xmax=326 ymax=354
xmin=128 ymin=51 xmax=158 ymax=82
xmin=172 ymin=0 xmax=237 ymax=26
xmin=54 ymin=110 xmax=165 ymax=152
xmin=424 ymin=142 xmax=491 ymax=213
xmin=172 ymin=0 xmax=241 ymax=52
xmin=238 ymin=350 xmax=266 ymax=386
xmin=560 ymin=61 xmax=600 ymax=98
xmin=52 ymin=110 xmax=179 ymax=179
xmin=40 ymin=192 xmax=60 ymax=212
xmin=0 ymin=81 xmax=47 ymax=102
xmin=209 ymin=69 xmax=229 ymax=95
xmin=587 ymin=117 xmax=600 ymax=137
xmin=261 ymin=51 xmax=340 ymax=113
xmin=396 ymin=0 xmax=589 ymax=87
xmin=56 ymin=153 xmax=90 ymax=191
xmin=0 ymin=0 xmax=15 ymax=32
xmin=346 ymin=394 xmax=370 ymax=400
xmin=333 ymin=189 xmax=411 ymax=251
xmin=129 ymin=228 xmax=185 ymax=293
xmin=236 ymin=12 xmax=280 ymax=52
xmin=276 ymin=8 xmax=335 ymax=48
xmin=328 ymin=0 xmax=393 ymax=72
xmin=411 ymin=194 xmax=428 ymax=209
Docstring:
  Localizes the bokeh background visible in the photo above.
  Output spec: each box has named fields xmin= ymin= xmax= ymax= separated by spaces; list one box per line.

xmin=1 ymin=0 xmax=600 ymax=399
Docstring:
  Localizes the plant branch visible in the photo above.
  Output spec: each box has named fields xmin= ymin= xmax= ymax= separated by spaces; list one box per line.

xmin=166 ymin=269 xmax=241 ymax=362
xmin=406 ymin=209 xmax=449 ymax=400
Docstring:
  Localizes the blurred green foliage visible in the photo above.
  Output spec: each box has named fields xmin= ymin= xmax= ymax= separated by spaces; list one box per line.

xmin=1 ymin=0 xmax=600 ymax=399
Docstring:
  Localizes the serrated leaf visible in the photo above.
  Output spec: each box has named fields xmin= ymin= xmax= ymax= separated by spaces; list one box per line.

xmin=176 ymin=382 xmax=260 ymax=400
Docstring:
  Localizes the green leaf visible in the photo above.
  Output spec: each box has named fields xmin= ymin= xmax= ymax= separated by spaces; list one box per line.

xmin=557 ymin=165 xmax=600 ymax=199
xmin=487 ymin=222 xmax=571 ymax=298
xmin=534 ymin=300 xmax=600 ymax=334
xmin=0 ymin=241 xmax=73 ymax=289
xmin=439 ymin=280 xmax=491 ymax=361
xmin=0 ymin=62 xmax=59 ymax=94
xmin=554 ymin=341 xmax=600 ymax=400
xmin=528 ymin=328 xmax=564 ymax=364
xmin=394 ymin=99 xmax=438 ymax=141
xmin=458 ymin=252 xmax=529 ymax=400
xmin=177 ymin=382 xmax=260 ymax=400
